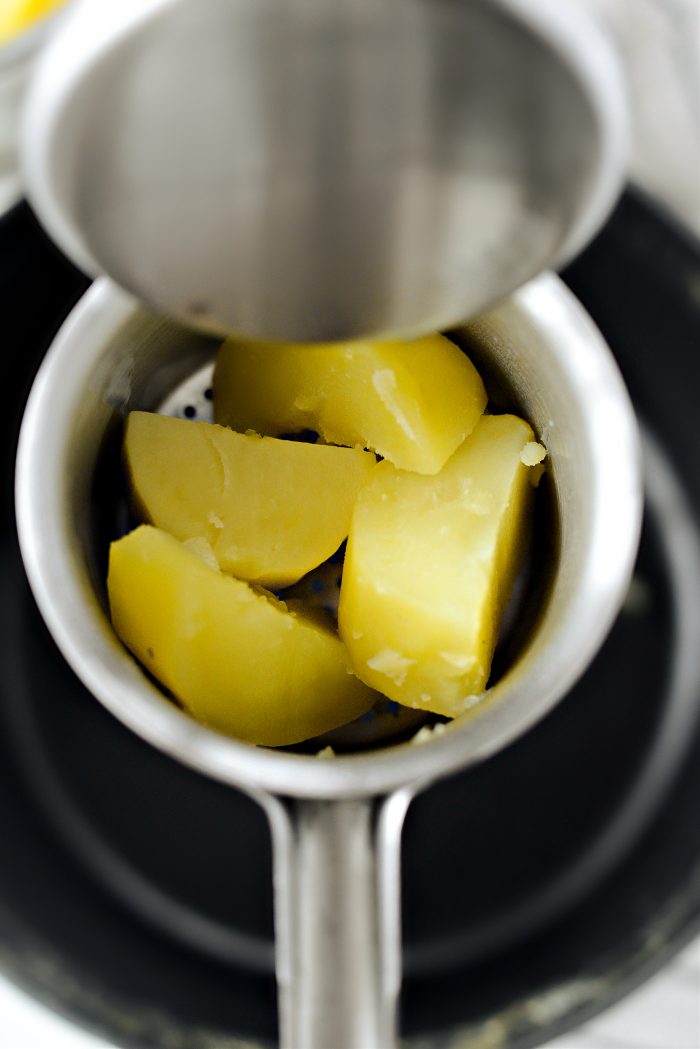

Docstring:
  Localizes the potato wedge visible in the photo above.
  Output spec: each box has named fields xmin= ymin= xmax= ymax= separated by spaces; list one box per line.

xmin=213 ymin=333 xmax=486 ymax=474
xmin=338 ymin=415 xmax=537 ymax=716
xmin=124 ymin=411 xmax=376 ymax=587
xmin=108 ymin=526 xmax=376 ymax=746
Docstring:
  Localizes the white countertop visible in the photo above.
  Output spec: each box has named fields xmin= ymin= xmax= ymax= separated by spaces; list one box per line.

xmin=548 ymin=938 xmax=700 ymax=1049
xmin=0 ymin=935 xmax=698 ymax=1048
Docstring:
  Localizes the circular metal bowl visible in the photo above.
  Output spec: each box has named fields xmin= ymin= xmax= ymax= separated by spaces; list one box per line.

xmin=0 ymin=194 xmax=697 ymax=1047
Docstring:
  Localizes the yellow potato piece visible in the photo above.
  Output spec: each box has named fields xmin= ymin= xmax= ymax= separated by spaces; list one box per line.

xmin=108 ymin=526 xmax=376 ymax=746
xmin=124 ymin=412 xmax=376 ymax=588
xmin=338 ymin=415 xmax=537 ymax=717
xmin=0 ymin=0 xmax=65 ymax=42
xmin=214 ymin=333 xmax=486 ymax=474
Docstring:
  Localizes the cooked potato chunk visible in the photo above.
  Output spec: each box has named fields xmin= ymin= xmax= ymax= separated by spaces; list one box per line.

xmin=338 ymin=415 xmax=537 ymax=716
xmin=213 ymin=333 xmax=486 ymax=474
xmin=124 ymin=412 xmax=376 ymax=588
xmin=108 ymin=526 xmax=376 ymax=746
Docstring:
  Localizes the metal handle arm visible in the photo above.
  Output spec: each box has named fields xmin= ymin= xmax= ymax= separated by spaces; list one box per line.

xmin=263 ymin=790 xmax=413 ymax=1049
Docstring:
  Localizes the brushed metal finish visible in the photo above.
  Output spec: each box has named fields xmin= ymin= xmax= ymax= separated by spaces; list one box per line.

xmin=22 ymin=0 xmax=627 ymax=341
xmin=266 ymin=792 xmax=412 ymax=1049
xmin=16 ymin=275 xmax=641 ymax=1045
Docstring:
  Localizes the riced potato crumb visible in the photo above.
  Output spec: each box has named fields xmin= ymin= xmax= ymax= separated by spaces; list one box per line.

xmin=520 ymin=441 xmax=547 ymax=467
xmin=293 ymin=394 xmax=317 ymax=412
xmin=411 ymin=723 xmax=447 ymax=745
xmin=367 ymin=648 xmax=416 ymax=686
xmin=440 ymin=651 xmax=477 ymax=671
xmin=464 ymin=490 xmax=493 ymax=515
xmin=183 ymin=536 xmax=219 ymax=569
xmin=372 ymin=369 xmax=417 ymax=441
xmin=452 ymin=693 xmax=485 ymax=714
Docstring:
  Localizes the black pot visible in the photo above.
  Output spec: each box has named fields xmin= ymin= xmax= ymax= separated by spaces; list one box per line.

xmin=0 ymin=192 xmax=698 ymax=1048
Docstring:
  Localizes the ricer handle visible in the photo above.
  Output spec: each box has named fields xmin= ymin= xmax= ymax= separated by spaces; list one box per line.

xmin=264 ymin=790 xmax=413 ymax=1049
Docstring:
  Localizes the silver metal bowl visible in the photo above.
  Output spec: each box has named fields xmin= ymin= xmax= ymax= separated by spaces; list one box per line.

xmin=16 ymin=272 xmax=641 ymax=1047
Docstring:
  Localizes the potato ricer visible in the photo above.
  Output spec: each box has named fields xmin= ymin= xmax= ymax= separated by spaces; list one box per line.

xmin=16 ymin=1 xmax=641 ymax=1046
xmin=21 ymin=0 xmax=627 ymax=342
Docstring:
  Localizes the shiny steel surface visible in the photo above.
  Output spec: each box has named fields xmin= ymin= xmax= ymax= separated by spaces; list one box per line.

xmin=16 ymin=275 xmax=641 ymax=1047
xmin=22 ymin=0 xmax=627 ymax=341
xmin=15 ymin=274 xmax=641 ymax=800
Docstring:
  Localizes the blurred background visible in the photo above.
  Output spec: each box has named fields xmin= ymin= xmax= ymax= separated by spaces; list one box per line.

xmin=0 ymin=0 xmax=698 ymax=1047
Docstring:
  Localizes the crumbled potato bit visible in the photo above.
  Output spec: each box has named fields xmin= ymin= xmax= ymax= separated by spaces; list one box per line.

xmin=411 ymin=723 xmax=448 ymax=746
xmin=520 ymin=441 xmax=547 ymax=467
